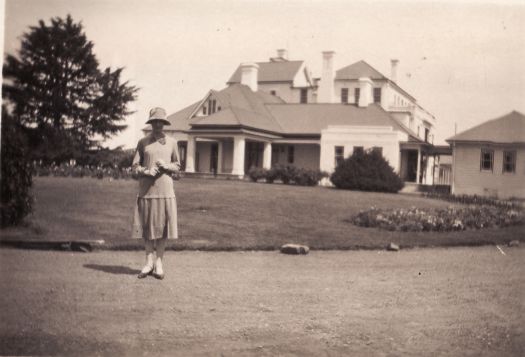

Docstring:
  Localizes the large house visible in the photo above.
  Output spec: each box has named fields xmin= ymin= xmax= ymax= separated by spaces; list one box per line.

xmin=446 ymin=111 xmax=525 ymax=199
xmin=151 ymin=50 xmax=439 ymax=185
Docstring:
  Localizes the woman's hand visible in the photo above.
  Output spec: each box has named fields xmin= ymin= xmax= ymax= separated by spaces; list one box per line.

xmin=146 ymin=167 xmax=160 ymax=177
xmin=155 ymin=159 xmax=169 ymax=172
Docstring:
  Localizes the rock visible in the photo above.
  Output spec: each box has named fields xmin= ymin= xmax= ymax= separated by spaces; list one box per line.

xmin=280 ymin=244 xmax=309 ymax=255
xmin=387 ymin=242 xmax=400 ymax=251
xmin=508 ymin=240 xmax=520 ymax=247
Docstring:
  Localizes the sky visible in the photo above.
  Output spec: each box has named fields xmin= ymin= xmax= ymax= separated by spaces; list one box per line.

xmin=2 ymin=0 xmax=525 ymax=147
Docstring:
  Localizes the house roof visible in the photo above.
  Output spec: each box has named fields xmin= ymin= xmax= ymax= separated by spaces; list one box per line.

xmin=334 ymin=60 xmax=416 ymax=102
xmin=446 ymin=111 xmax=525 ymax=144
xmin=335 ymin=60 xmax=387 ymax=80
xmin=163 ymin=83 xmax=421 ymax=140
xmin=265 ymin=103 xmax=420 ymax=138
xmin=165 ymin=84 xmax=285 ymax=133
xmin=227 ymin=60 xmax=304 ymax=84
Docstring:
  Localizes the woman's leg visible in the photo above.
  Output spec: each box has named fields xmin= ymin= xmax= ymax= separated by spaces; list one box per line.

xmin=138 ymin=239 xmax=155 ymax=277
xmin=154 ymin=238 xmax=167 ymax=278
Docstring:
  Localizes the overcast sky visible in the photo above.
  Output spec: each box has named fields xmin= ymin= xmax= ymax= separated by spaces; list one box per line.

xmin=3 ymin=0 xmax=525 ymax=147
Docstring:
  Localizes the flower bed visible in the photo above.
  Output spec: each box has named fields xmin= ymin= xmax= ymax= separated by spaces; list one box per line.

xmin=352 ymin=206 xmax=524 ymax=232
xmin=424 ymin=192 xmax=522 ymax=210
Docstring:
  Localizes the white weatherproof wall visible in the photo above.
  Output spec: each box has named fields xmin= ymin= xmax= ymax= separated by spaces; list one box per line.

xmin=452 ymin=144 xmax=525 ymax=199
xmin=320 ymin=125 xmax=407 ymax=173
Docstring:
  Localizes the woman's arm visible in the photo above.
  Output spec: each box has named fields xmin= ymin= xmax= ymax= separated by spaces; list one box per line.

xmin=132 ymin=141 xmax=157 ymax=177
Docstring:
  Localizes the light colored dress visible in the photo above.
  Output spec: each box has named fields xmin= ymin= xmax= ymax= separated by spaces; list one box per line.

xmin=131 ymin=134 xmax=180 ymax=240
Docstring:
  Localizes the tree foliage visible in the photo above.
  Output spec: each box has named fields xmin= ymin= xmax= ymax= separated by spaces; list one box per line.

xmin=330 ymin=149 xmax=404 ymax=193
xmin=0 ymin=107 xmax=34 ymax=226
xmin=2 ymin=15 xmax=138 ymax=162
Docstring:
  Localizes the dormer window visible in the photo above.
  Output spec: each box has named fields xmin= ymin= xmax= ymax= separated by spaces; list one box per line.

xmin=207 ymin=99 xmax=217 ymax=114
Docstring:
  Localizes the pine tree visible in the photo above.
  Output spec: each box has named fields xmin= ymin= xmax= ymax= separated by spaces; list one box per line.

xmin=2 ymin=15 xmax=138 ymax=162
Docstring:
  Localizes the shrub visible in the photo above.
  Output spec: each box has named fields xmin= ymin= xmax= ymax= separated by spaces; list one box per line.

xmin=0 ymin=112 xmax=34 ymax=227
xmin=330 ymin=150 xmax=404 ymax=193
xmin=292 ymin=168 xmax=329 ymax=186
xmin=264 ymin=167 xmax=279 ymax=183
xmin=248 ymin=167 xmax=265 ymax=182
xmin=272 ymin=164 xmax=297 ymax=184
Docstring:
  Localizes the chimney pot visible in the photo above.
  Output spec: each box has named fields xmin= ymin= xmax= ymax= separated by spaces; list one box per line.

xmin=240 ymin=62 xmax=259 ymax=92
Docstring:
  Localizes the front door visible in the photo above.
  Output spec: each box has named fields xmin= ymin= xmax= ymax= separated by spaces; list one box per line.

xmin=406 ymin=150 xmax=418 ymax=182
xmin=210 ymin=143 xmax=218 ymax=174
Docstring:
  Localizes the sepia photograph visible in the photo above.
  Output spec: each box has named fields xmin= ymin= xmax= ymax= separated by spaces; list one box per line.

xmin=1 ymin=0 xmax=524 ymax=355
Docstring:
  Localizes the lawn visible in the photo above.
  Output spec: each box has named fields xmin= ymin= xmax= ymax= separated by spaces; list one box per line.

xmin=1 ymin=176 xmax=523 ymax=250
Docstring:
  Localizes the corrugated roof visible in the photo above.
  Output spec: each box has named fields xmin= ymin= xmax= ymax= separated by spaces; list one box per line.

xmin=335 ymin=60 xmax=387 ymax=80
xmin=227 ymin=60 xmax=304 ymax=83
xmin=446 ymin=111 xmax=525 ymax=144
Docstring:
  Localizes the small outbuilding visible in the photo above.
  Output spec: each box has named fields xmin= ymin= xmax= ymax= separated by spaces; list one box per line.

xmin=446 ymin=111 xmax=525 ymax=199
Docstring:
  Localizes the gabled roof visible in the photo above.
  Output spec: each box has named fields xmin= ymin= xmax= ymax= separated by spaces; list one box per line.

xmin=227 ymin=60 xmax=304 ymax=84
xmin=446 ymin=111 xmax=525 ymax=144
xmin=335 ymin=60 xmax=387 ymax=80
xmin=334 ymin=60 xmax=416 ymax=102
xmin=165 ymin=84 xmax=285 ymax=133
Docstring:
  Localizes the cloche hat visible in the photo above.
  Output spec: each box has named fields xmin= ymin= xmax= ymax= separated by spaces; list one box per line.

xmin=146 ymin=107 xmax=171 ymax=125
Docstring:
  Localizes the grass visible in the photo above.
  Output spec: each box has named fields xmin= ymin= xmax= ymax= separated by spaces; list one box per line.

xmin=1 ymin=176 xmax=523 ymax=250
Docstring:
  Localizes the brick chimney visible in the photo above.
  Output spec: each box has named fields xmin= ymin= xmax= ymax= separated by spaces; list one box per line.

xmin=390 ymin=59 xmax=399 ymax=83
xmin=358 ymin=77 xmax=373 ymax=107
xmin=318 ymin=51 xmax=335 ymax=103
xmin=240 ymin=62 xmax=259 ymax=92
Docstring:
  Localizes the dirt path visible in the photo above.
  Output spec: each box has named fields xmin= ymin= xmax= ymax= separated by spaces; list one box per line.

xmin=1 ymin=247 xmax=524 ymax=356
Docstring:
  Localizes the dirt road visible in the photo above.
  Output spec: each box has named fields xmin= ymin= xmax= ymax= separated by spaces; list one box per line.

xmin=1 ymin=247 xmax=524 ymax=356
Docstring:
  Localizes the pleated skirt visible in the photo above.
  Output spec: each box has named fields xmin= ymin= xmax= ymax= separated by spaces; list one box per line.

xmin=132 ymin=196 xmax=178 ymax=240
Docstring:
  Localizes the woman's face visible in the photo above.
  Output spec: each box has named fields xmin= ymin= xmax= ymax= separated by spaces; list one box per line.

xmin=151 ymin=120 xmax=165 ymax=133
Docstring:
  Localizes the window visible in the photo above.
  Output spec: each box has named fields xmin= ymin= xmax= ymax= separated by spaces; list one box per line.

xmin=373 ymin=88 xmax=381 ymax=103
xmin=424 ymin=128 xmax=430 ymax=143
xmin=354 ymin=88 xmax=360 ymax=104
xmin=217 ymin=106 xmax=221 ymax=111
xmin=503 ymin=150 xmax=516 ymax=173
xmin=203 ymin=106 xmax=207 ymax=115
xmin=480 ymin=149 xmax=494 ymax=171
xmin=270 ymin=90 xmax=277 ymax=96
xmin=341 ymin=88 xmax=349 ymax=103
xmin=300 ymin=89 xmax=308 ymax=103
xmin=208 ymin=99 xmax=217 ymax=114
xmin=371 ymin=146 xmax=383 ymax=156
xmin=287 ymin=146 xmax=295 ymax=164
xmin=335 ymin=146 xmax=344 ymax=167
xmin=353 ymin=146 xmax=364 ymax=155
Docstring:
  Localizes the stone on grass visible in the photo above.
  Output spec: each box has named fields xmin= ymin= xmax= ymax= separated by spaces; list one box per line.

xmin=280 ymin=244 xmax=309 ymax=255
xmin=387 ymin=242 xmax=400 ymax=251
xmin=508 ymin=240 xmax=520 ymax=247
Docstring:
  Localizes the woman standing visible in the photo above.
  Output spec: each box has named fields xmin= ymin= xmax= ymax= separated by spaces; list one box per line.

xmin=132 ymin=107 xmax=180 ymax=280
